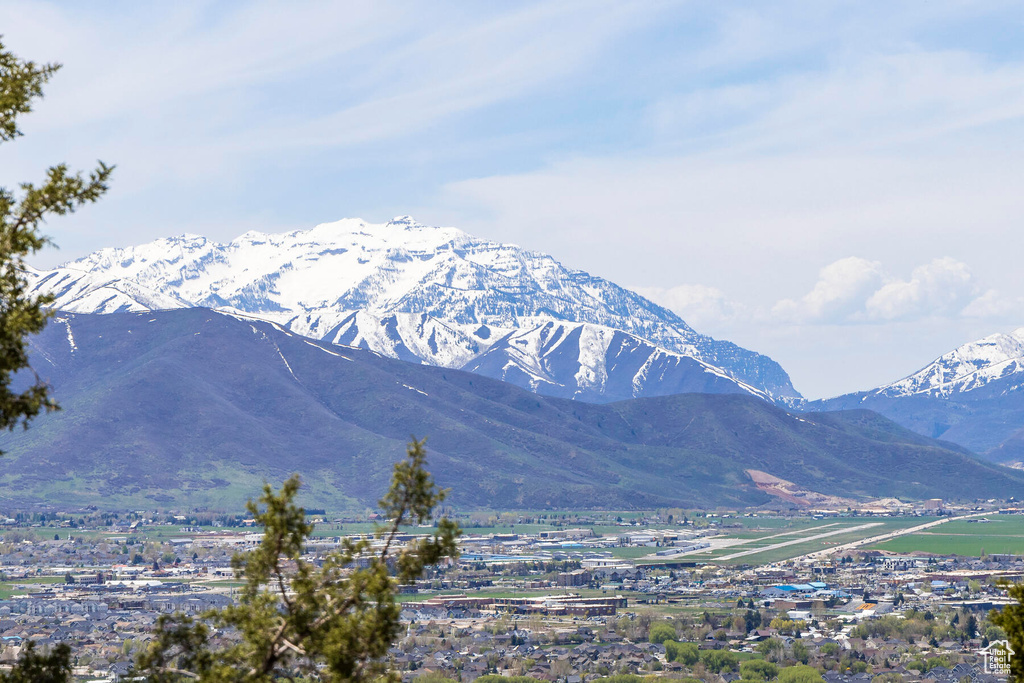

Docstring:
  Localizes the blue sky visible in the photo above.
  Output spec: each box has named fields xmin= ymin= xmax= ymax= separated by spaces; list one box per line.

xmin=4 ymin=1 xmax=1024 ymax=398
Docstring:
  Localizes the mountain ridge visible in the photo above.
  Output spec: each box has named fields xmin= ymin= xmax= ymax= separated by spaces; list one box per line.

xmin=874 ymin=329 xmax=1024 ymax=398
xmin=807 ymin=328 xmax=1024 ymax=461
xmin=26 ymin=217 xmax=799 ymax=404
xmin=3 ymin=308 xmax=1021 ymax=511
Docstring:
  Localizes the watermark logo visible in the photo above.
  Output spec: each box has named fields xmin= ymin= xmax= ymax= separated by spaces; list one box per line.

xmin=979 ymin=639 xmax=1015 ymax=675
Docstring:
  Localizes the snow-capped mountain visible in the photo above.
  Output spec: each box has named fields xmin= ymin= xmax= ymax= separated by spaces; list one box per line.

xmin=807 ymin=328 xmax=1024 ymax=461
xmin=27 ymin=216 xmax=799 ymax=403
xmin=876 ymin=329 xmax=1024 ymax=398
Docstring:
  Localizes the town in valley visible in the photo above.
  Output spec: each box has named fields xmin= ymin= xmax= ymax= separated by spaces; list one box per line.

xmin=3 ymin=497 xmax=1022 ymax=682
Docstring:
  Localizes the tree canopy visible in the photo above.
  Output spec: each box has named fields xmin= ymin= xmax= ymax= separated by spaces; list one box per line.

xmin=0 ymin=36 xmax=112 ymax=448
xmin=648 ymin=621 xmax=676 ymax=644
xmin=663 ymin=640 xmax=698 ymax=666
xmin=776 ymin=665 xmax=825 ymax=683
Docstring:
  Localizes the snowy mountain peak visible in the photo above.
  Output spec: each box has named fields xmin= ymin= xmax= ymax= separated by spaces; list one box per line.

xmin=27 ymin=217 xmax=800 ymax=402
xmin=808 ymin=326 xmax=1024 ymax=462
xmin=880 ymin=329 xmax=1024 ymax=398
xmin=387 ymin=215 xmax=418 ymax=227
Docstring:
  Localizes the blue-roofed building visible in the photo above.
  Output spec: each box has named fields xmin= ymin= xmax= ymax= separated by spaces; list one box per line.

xmin=763 ymin=583 xmax=826 ymax=597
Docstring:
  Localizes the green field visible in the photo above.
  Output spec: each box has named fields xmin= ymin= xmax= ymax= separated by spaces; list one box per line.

xmin=676 ymin=517 xmax=938 ymax=566
xmin=870 ymin=515 xmax=1024 ymax=556
xmin=680 ymin=521 xmax=863 ymax=560
xmin=720 ymin=527 xmax=894 ymax=565
xmin=728 ymin=517 xmax=826 ymax=530
xmin=932 ymin=516 xmax=1024 ymax=536
xmin=0 ymin=575 xmax=66 ymax=598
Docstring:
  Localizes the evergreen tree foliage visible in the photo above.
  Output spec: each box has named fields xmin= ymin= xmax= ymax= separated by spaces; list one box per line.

xmin=133 ymin=438 xmax=460 ymax=682
xmin=0 ymin=37 xmax=112 ymax=448
xmin=0 ymin=642 xmax=72 ymax=683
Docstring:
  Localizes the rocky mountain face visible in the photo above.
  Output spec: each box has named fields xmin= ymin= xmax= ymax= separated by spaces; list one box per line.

xmin=4 ymin=309 xmax=1019 ymax=510
xmin=807 ymin=329 xmax=1024 ymax=462
xmin=27 ymin=217 xmax=799 ymax=404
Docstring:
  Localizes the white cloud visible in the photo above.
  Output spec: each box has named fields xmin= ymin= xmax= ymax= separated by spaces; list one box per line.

xmin=773 ymin=257 xmax=884 ymax=323
xmin=432 ymin=31 xmax=1024 ymax=312
xmin=767 ymin=256 xmax=1021 ymax=325
xmin=723 ymin=51 xmax=1024 ymax=155
xmin=961 ymin=289 xmax=1024 ymax=319
xmin=865 ymin=257 xmax=975 ymax=320
xmin=2 ymin=1 xmax=661 ymax=167
xmin=631 ymin=284 xmax=744 ymax=329
xmin=644 ymin=257 xmax=1007 ymax=330
xmin=435 ymin=150 xmax=1024 ymax=311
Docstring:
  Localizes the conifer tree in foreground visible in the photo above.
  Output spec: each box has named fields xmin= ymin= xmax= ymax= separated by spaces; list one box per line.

xmin=0 ymin=37 xmax=465 ymax=683
xmin=0 ymin=37 xmax=113 ymax=448
xmin=0 ymin=641 xmax=72 ymax=683
xmin=134 ymin=438 xmax=460 ymax=682
xmin=0 ymin=34 xmax=113 ymax=683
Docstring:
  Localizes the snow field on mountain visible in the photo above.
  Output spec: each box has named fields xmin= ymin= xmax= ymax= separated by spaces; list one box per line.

xmin=26 ymin=217 xmax=799 ymax=403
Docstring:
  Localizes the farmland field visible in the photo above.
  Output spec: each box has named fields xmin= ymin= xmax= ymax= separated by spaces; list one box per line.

xmin=682 ymin=516 xmax=939 ymax=565
xmin=869 ymin=515 xmax=1024 ymax=556
xmin=0 ymin=576 xmax=67 ymax=599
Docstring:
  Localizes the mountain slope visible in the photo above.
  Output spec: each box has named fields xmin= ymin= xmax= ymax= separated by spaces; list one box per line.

xmin=26 ymin=217 xmax=798 ymax=403
xmin=808 ymin=329 xmax=1024 ymax=461
xmin=463 ymin=320 xmax=769 ymax=401
xmin=1 ymin=309 xmax=1019 ymax=510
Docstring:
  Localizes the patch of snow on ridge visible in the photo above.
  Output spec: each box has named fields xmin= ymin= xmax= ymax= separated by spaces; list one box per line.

xmin=400 ymin=383 xmax=429 ymax=397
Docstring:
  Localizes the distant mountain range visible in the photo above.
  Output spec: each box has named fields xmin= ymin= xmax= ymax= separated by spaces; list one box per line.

xmin=808 ymin=329 xmax=1024 ymax=463
xmin=21 ymin=217 xmax=1024 ymax=474
xmin=26 ymin=217 xmax=798 ymax=405
xmin=3 ymin=309 xmax=1021 ymax=511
